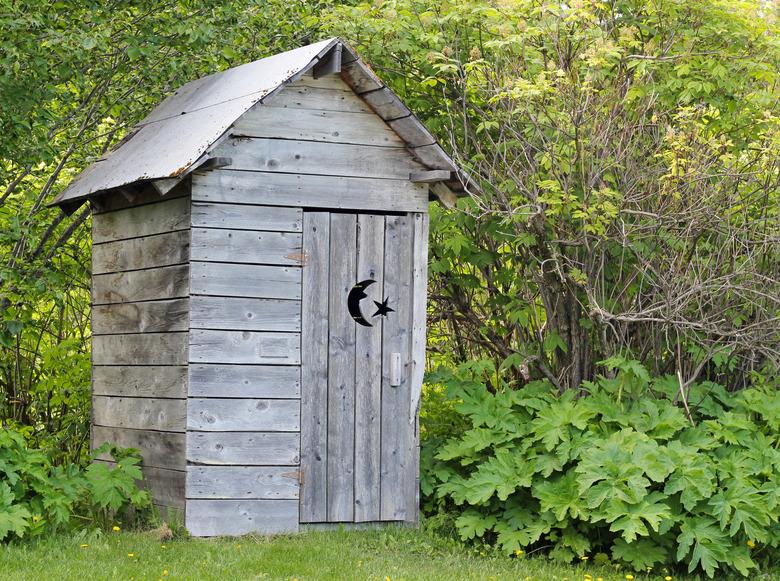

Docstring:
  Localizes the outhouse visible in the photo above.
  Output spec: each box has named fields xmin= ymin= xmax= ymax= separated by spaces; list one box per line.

xmin=51 ymin=38 xmax=470 ymax=536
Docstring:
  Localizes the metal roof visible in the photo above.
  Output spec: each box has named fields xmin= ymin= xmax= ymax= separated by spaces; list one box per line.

xmin=51 ymin=38 xmax=472 ymax=210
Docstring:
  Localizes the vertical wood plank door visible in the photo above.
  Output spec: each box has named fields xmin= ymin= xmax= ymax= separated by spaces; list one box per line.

xmin=300 ymin=211 xmax=420 ymax=524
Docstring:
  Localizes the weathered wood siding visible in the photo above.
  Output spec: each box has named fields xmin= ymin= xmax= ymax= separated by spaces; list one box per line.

xmin=91 ymin=189 xmax=190 ymax=511
xmin=187 ymin=139 xmax=304 ymax=532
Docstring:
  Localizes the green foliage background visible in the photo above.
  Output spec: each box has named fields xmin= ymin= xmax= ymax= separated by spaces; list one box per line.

xmin=2 ymin=0 xmax=780 ymax=575
xmin=422 ymin=359 xmax=780 ymax=577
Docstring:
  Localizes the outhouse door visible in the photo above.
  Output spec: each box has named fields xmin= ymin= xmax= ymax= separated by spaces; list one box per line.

xmin=299 ymin=210 xmax=423 ymax=524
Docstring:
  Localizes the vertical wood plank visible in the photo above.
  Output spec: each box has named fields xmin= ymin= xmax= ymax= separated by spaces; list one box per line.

xmin=380 ymin=215 xmax=414 ymax=521
xmin=299 ymin=212 xmax=330 ymax=522
xmin=408 ymin=213 xmax=429 ymax=523
xmin=326 ymin=213 xmax=357 ymax=522
xmin=353 ymin=214 xmax=384 ymax=522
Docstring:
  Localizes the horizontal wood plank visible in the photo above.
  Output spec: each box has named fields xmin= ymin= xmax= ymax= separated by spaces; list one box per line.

xmin=93 ymin=332 xmax=187 ymax=365
xmin=92 ymin=365 xmax=187 ymax=398
xmin=93 ymin=230 xmax=190 ymax=274
xmin=233 ymin=107 xmax=402 ymax=147
xmin=189 ymin=330 xmax=300 ymax=365
xmin=191 ymin=203 xmax=302 ymax=232
xmin=190 ymin=262 xmax=301 ymax=300
xmin=291 ymin=73 xmax=350 ymax=91
xmin=192 ymin=170 xmax=428 ymax=213
xmin=92 ymin=396 xmax=186 ymax=432
xmin=188 ymin=364 xmax=300 ymax=398
xmin=186 ymin=499 xmax=298 ymax=536
xmin=190 ymin=296 xmax=300 ymax=332
xmin=93 ymin=426 xmax=185 ymax=470
xmin=212 ymin=137 xmax=423 ymax=180
xmin=186 ymin=466 xmax=299 ymax=500
xmin=266 ymin=84 xmax=370 ymax=113
xmin=188 ymin=398 xmax=299 ymax=432
xmin=93 ymin=196 xmax=190 ymax=243
xmin=92 ymin=299 xmax=189 ymax=335
xmin=190 ymin=228 xmax=302 ymax=266
xmin=92 ymin=265 xmax=189 ymax=305
xmin=187 ymin=432 xmax=300 ymax=465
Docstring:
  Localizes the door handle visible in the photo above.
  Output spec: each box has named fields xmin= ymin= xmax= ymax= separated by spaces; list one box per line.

xmin=390 ymin=352 xmax=402 ymax=387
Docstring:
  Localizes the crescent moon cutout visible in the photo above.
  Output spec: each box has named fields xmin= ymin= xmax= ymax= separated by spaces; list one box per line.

xmin=347 ymin=279 xmax=376 ymax=327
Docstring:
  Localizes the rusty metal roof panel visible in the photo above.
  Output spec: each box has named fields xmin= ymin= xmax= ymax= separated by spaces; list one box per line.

xmin=51 ymin=38 xmax=338 ymax=207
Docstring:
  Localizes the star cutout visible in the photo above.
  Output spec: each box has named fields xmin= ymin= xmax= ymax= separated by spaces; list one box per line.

xmin=372 ymin=296 xmax=394 ymax=318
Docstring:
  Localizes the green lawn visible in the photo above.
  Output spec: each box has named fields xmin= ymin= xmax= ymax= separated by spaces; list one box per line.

xmin=0 ymin=525 xmax=771 ymax=581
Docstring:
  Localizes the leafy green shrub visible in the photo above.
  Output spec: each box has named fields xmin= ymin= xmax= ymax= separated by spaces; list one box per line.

xmin=0 ymin=429 xmax=150 ymax=541
xmin=421 ymin=359 xmax=780 ymax=577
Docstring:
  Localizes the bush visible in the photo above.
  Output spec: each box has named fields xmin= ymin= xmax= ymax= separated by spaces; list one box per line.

xmin=421 ymin=359 xmax=780 ymax=578
xmin=0 ymin=429 xmax=150 ymax=541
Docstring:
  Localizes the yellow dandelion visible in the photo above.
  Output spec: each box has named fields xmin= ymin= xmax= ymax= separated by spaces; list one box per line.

xmin=581 ymin=555 xmax=589 ymax=561
xmin=625 ymin=576 xmax=634 ymax=581
xmin=32 ymin=515 xmax=41 ymax=523
xmin=163 ymin=571 xmax=169 ymax=576
xmin=127 ymin=553 xmax=135 ymax=558
xmin=80 ymin=544 xmax=89 ymax=548
xmin=665 ymin=577 xmax=673 ymax=581
xmin=747 ymin=540 xmax=756 ymax=549
xmin=112 ymin=525 xmax=121 ymax=532
xmin=598 ymin=578 xmax=604 ymax=581
xmin=385 ymin=577 xmax=391 ymax=581
xmin=514 ymin=549 xmax=524 ymax=557
xmin=161 ymin=545 xmax=167 ymax=549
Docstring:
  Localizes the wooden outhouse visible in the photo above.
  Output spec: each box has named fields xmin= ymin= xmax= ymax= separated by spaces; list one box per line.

xmin=51 ymin=38 xmax=470 ymax=536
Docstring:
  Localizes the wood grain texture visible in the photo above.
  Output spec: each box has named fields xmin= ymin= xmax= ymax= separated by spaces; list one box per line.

xmin=93 ymin=332 xmax=187 ymax=365
xmin=410 ymin=213 xmax=429 ymax=421
xmin=190 ymin=262 xmax=300 ymax=300
xmin=212 ymin=138 xmax=424 ymax=180
xmin=91 ymin=181 xmax=188 ymax=214
xmin=92 ymin=230 xmax=190 ymax=274
xmin=233 ymin=107 xmax=403 ymax=147
xmin=326 ymin=213 xmax=357 ymax=522
xmin=187 ymin=432 xmax=300 ymax=465
xmin=188 ymin=398 xmax=300 ymax=432
xmin=192 ymin=170 xmax=428 ymax=213
xmin=188 ymin=364 xmax=300 ymax=398
xmin=92 ymin=365 xmax=187 ymax=398
xmin=380 ymin=215 xmax=415 ymax=522
xmin=189 ymin=330 xmax=300 ymax=365
xmin=186 ymin=466 xmax=299 ymax=500
xmin=92 ymin=426 xmax=185 ymax=470
xmin=92 ymin=396 xmax=186 ymax=432
xmin=190 ymin=228 xmax=302 ymax=266
xmin=190 ymin=296 xmax=300 ymax=332
xmin=292 ymin=73 xmax=351 ymax=91
xmin=92 ymin=299 xmax=189 ymax=335
xmin=388 ymin=116 xmax=436 ymax=147
xmin=299 ymin=212 xmax=330 ymax=523
xmin=191 ymin=202 xmax=302 ymax=232
xmin=266 ymin=84 xmax=370 ymax=113
xmin=361 ymin=88 xmax=409 ymax=121
xmin=186 ymin=500 xmax=299 ymax=536
xmin=93 ymin=265 xmax=189 ymax=305
xmin=354 ymin=214 xmax=384 ymax=522
xmin=340 ymin=61 xmax=383 ymax=94
xmin=93 ymin=196 xmax=190 ymax=243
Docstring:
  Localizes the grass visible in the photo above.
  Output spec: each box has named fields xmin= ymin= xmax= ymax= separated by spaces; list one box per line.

xmin=0 ymin=524 xmax=773 ymax=581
